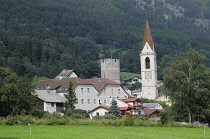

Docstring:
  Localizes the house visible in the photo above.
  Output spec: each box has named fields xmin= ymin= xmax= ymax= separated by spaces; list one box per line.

xmin=88 ymin=98 xmax=145 ymax=119
xmin=84 ymin=78 xmax=130 ymax=106
xmin=144 ymin=109 xmax=165 ymax=121
xmin=88 ymin=105 xmax=109 ymax=119
xmin=35 ymin=77 xmax=99 ymax=112
xmin=55 ymin=69 xmax=78 ymax=79
xmin=35 ymin=72 xmax=130 ymax=113
xmin=142 ymin=103 xmax=163 ymax=109
xmin=131 ymin=88 xmax=142 ymax=98
xmin=155 ymin=95 xmax=171 ymax=106
xmin=35 ymin=90 xmax=67 ymax=113
xmin=122 ymin=76 xmax=141 ymax=84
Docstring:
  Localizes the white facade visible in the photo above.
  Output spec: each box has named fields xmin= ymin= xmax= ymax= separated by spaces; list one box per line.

xmin=140 ymin=22 xmax=158 ymax=100
xmin=98 ymin=84 xmax=128 ymax=105
xmin=89 ymin=107 xmax=109 ymax=119
xmin=44 ymin=102 xmax=57 ymax=113
xmin=75 ymin=84 xmax=99 ymax=112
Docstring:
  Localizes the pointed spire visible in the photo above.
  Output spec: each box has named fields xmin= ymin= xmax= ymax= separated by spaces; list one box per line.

xmin=142 ymin=20 xmax=154 ymax=50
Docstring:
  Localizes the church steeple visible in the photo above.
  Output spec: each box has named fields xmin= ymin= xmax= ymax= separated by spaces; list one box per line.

xmin=142 ymin=20 xmax=154 ymax=51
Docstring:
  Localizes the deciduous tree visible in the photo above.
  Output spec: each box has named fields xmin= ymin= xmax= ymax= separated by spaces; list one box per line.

xmin=162 ymin=49 xmax=210 ymax=123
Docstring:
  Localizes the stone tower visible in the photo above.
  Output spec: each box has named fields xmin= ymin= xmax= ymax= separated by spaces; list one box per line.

xmin=101 ymin=59 xmax=120 ymax=83
xmin=140 ymin=20 xmax=158 ymax=100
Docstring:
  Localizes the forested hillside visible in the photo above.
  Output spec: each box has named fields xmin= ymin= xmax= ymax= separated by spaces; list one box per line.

xmin=0 ymin=0 xmax=210 ymax=79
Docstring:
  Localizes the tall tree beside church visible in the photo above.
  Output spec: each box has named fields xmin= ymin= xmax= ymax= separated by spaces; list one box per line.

xmin=162 ymin=49 xmax=210 ymax=123
xmin=64 ymin=81 xmax=77 ymax=111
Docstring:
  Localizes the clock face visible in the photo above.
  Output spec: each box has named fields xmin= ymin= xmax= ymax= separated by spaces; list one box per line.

xmin=145 ymin=72 xmax=152 ymax=79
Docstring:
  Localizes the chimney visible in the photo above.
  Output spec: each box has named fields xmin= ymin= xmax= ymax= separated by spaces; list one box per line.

xmin=46 ymin=85 xmax=50 ymax=93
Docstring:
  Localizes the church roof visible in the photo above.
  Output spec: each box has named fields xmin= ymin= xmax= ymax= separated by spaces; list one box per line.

xmin=142 ymin=20 xmax=154 ymax=50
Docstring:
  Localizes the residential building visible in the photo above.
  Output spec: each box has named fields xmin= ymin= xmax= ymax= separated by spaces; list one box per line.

xmin=122 ymin=76 xmax=141 ymax=84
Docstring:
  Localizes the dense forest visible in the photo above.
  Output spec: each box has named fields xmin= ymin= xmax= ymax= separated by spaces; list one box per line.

xmin=0 ymin=0 xmax=210 ymax=79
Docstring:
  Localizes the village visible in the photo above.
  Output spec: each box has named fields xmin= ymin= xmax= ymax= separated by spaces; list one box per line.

xmin=34 ymin=21 xmax=167 ymax=120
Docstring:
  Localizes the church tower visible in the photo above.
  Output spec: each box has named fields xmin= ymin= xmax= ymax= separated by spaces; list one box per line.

xmin=140 ymin=20 xmax=158 ymax=99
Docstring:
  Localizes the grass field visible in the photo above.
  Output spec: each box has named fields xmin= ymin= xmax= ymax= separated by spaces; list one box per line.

xmin=0 ymin=125 xmax=209 ymax=139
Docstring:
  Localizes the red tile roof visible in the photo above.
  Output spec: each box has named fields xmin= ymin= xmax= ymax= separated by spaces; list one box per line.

xmin=88 ymin=105 xmax=109 ymax=114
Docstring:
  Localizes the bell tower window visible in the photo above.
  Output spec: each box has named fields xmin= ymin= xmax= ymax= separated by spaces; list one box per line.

xmin=145 ymin=57 xmax=150 ymax=69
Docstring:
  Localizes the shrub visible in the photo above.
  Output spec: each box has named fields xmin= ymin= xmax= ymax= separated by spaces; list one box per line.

xmin=122 ymin=118 xmax=134 ymax=126
xmin=5 ymin=115 xmax=34 ymax=125
xmin=65 ymin=109 xmax=89 ymax=119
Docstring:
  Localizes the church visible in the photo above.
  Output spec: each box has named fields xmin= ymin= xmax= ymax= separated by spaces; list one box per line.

xmin=140 ymin=20 xmax=158 ymax=100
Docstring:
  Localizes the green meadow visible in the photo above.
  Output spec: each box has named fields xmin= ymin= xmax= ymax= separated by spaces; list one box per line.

xmin=0 ymin=125 xmax=209 ymax=139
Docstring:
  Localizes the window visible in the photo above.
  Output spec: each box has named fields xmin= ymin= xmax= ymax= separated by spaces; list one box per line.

xmin=104 ymin=100 xmax=106 ymax=105
xmin=96 ymin=112 xmax=99 ymax=116
xmin=145 ymin=57 xmax=150 ymax=69
xmin=87 ymin=88 xmax=89 ymax=93
xmin=81 ymin=99 xmax=84 ymax=104
xmin=112 ymin=89 xmax=114 ymax=94
xmin=88 ymin=99 xmax=90 ymax=104
xmin=93 ymin=99 xmax=96 ymax=104
xmin=104 ymin=88 xmax=106 ymax=94
xmin=81 ymin=88 xmax=83 ymax=93
xmin=118 ymin=89 xmax=120 ymax=94
xmin=51 ymin=103 xmax=54 ymax=107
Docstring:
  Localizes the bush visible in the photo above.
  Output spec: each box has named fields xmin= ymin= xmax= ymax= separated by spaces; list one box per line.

xmin=65 ymin=109 xmax=89 ymax=119
xmin=32 ymin=109 xmax=48 ymax=118
xmin=122 ymin=118 xmax=134 ymax=126
xmin=5 ymin=115 xmax=34 ymax=125
xmin=160 ymin=112 xmax=169 ymax=125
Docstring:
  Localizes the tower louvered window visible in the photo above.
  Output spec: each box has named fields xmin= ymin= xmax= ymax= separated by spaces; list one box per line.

xmin=145 ymin=57 xmax=150 ymax=69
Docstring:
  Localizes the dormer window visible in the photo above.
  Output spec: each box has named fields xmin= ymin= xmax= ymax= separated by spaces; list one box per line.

xmin=145 ymin=57 xmax=150 ymax=69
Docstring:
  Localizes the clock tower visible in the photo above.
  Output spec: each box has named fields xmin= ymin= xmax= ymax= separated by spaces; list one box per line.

xmin=140 ymin=20 xmax=158 ymax=99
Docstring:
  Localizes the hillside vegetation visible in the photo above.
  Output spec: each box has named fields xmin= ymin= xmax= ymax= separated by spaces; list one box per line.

xmin=0 ymin=0 xmax=210 ymax=79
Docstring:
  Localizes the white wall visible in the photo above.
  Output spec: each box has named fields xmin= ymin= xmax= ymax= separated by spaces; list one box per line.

xmin=75 ymin=84 xmax=99 ymax=112
xmin=44 ymin=102 xmax=56 ymax=113
xmin=89 ymin=108 xmax=108 ymax=119
xmin=98 ymin=84 xmax=129 ymax=105
xmin=140 ymin=42 xmax=158 ymax=100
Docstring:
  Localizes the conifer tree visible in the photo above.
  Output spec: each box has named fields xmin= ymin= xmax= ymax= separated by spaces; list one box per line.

xmin=64 ymin=81 xmax=77 ymax=111
xmin=108 ymin=98 xmax=121 ymax=118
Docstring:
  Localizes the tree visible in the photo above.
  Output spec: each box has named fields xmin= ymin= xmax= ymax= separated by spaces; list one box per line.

xmin=0 ymin=67 xmax=36 ymax=116
xmin=64 ymin=81 xmax=77 ymax=111
xmin=162 ymin=49 xmax=210 ymax=123
xmin=108 ymin=98 xmax=121 ymax=118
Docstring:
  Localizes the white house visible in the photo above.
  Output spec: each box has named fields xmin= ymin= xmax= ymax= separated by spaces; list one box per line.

xmin=84 ymin=78 xmax=130 ymax=106
xmin=35 ymin=90 xmax=67 ymax=113
xmin=55 ymin=69 xmax=78 ymax=79
xmin=122 ymin=76 xmax=141 ymax=84
xmin=131 ymin=88 xmax=142 ymax=98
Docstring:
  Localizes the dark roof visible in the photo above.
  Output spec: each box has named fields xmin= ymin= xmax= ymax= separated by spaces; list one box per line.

xmin=56 ymin=69 xmax=74 ymax=77
xmin=84 ymin=78 xmax=119 ymax=92
xmin=144 ymin=109 xmax=165 ymax=117
xmin=35 ymin=77 xmax=90 ymax=93
xmin=142 ymin=20 xmax=154 ymax=50
xmin=142 ymin=103 xmax=160 ymax=108
xmin=36 ymin=90 xmax=67 ymax=103
xmin=122 ymin=76 xmax=140 ymax=81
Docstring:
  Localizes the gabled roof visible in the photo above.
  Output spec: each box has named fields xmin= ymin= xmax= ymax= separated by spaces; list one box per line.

xmin=142 ymin=103 xmax=159 ymax=108
xmin=144 ymin=109 xmax=165 ymax=117
xmin=88 ymin=105 xmax=109 ymax=114
xmin=36 ymin=90 xmax=67 ymax=103
xmin=84 ymin=78 xmax=119 ymax=92
xmin=142 ymin=20 xmax=154 ymax=50
xmin=55 ymin=69 xmax=75 ymax=78
xmin=35 ymin=77 xmax=90 ymax=93
xmin=122 ymin=76 xmax=140 ymax=81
